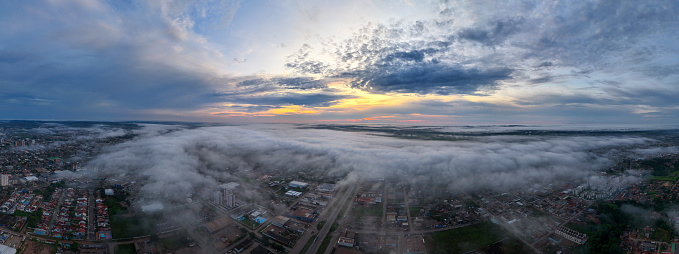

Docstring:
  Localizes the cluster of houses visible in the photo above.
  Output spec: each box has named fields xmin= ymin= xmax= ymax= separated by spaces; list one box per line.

xmin=0 ymin=191 xmax=42 ymax=214
xmin=51 ymin=188 xmax=77 ymax=238
xmin=95 ymin=191 xmax=111 ymax=240
xmin=73 ymin=191 xmax=89 ymax=239
xmin=35 ymin=188 xmax=62 ymax=236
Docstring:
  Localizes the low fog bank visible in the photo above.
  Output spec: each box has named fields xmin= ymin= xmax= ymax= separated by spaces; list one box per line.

xmin=85 ymin=124 xmax=665 ymax=206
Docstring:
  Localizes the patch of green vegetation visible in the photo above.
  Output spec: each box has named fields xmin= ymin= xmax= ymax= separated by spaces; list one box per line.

xmin=317 ymin=220 xmax=326 ymax=230
xmin=409 ymin=206 xmax=422 ymax=217
xmin=650 ymin=170 xmax=679 ymax=182
xmin=110 ymin=214 xmax=162 ymax=239
xmin=14 ymin=209 xmax=41 ymax=228
xmin=351 ymin=205 xmax=383 ymax=218
xmin=12 ymin=210 xmax=32 ymax=217
xmin=653 ymin=228 xmax=671 ymax=242
xmin=33 ymin=181 xmax=64 ymax=200
xmin=316 ymin=235 xmax=333 ymax=254
xmin=429 ymin=222 xmax=510 ymax=254
xmin=329 ymin=222 xmax=339 ymax=233
xmin=158 ymin=231 xmax=191 ymax=251
xmin=104 ymin=190 xmax=129 ymax=216
xmin=481 ymin=238 xmax=531 ymax=254
xmin=464 ymin=200 xmax=477 ymax=208
xmin=114 ymin=243 xmax=137 ymax=254
xmin=239 ymin=217 xmax=260 ymax=229
xmin=300 ymin=234 xmax=316 ymax=254
xmin=338 ymin=186 xmax=356 ymax=217
xmin=569 ymin=201 xmax=647 ymax=254
xmin=530 ymin=207 xmax=547 ymax=217
xmin=642 ymin=158 xmax=679 ymax=175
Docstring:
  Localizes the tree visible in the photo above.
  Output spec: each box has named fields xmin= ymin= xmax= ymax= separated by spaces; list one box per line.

xmin=70 ymin=242 xmax=79 ymax=252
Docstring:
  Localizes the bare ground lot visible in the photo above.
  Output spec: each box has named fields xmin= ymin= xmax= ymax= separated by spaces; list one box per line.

xmin=20 ymin=241 xmax=54 ymax=254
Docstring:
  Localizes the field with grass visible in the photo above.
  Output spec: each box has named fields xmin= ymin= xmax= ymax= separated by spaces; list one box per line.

xmin=114 ymin=243 xmax=137 ymax=254
xmin=158 ymin=232 xmax=191 ymax=251
xmin=351 ymin=205 xmax=383 ymax=218
xmin=429 ymin=222 xmax=514 ymax=254
xmin=111 ymin=214 xmax=161 ymax=239
xmin=316 ymin=235 xmax=333 ymax=254
xmin=409 ymin=206 xmax=422 ymax=216
xmin=650 ymin=170 xmax=679 ymax=182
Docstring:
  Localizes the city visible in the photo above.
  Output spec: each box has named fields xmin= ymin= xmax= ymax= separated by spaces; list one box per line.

xmin=1 ymin=1 xmax=678 ymax=253
xmin=0 ymin=121 xmax=678 ymax=253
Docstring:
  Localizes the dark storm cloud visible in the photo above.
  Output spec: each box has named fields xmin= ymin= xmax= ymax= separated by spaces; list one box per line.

xmin=604 ymin=86 xmax=679 ymax=107
xmin=214 ymin=77 xmax=348 ymax=107
xmin=286 ymin=0 xmax=679 ymax=101
xmin=345 ymin=64 xmax=513 ymax=94
xmin=285 ymin=19 xmax=517 ymax=95
xmin=0 ymin=0 xmax=235 ymax=120
xmin=520 ymin=1 xmax=679 ymax=67
xmin=528 ymin=76 xmax=554 ymax=84
xmin=456 ymin=17 xmax=525 ymax=46
xmin=216 ymin=92 xmax=349 ymax=107
xmin=236 ymin=77 xmax=328 ymax=91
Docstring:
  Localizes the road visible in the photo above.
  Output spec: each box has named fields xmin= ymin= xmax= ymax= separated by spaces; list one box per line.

xmin=532 ymin=211 xmax=583 ymax=247
xmin=171 ymin=203 xmax=219 ymax=254
xmin=402 ymin=186 xmax=414 ymax=232
xmin=323 ymin=185 xmax=361 ymax=254
xmin=381 ymin=182 xmax=387 ymax=232
xmin=305 ymin=183 xmax=356 ymax=254
xmin=288 ymin=185 xmax=352 ymax=253
xmin=87 ymin=189 xmax=95 ymax=240
xmin=47 ymin=189 xmax=66 ymax=236
xmin=483 ymin=208 xmax=543 ymax=254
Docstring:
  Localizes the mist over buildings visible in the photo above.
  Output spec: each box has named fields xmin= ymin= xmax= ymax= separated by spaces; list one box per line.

xmin=85 ymin=124 xmax=664 ymax=207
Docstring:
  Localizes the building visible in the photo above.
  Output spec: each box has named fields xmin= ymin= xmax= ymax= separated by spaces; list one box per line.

xmin=291 ymin=208 xmax=316 ymax=222
xmin=0 ymin=244 xmax=17 ymax=254
xmin=104 ymin=189 xmax=114 ymax=195
xmin=285 ymin=190 xmax=302 ymax=197
xmin=318 ymin=183 xmax=336 ymax=192
xmin=289 ymin=181 xmax=309 ymax=189
xmin=338 ymin=237 xmax=355 ymax=247
xmin=0 ymin=175 xmax=9 ymax=187
xmin=220 ymin=182 xmax=240 ymax=190
xmin=219 ymin=182 xmax=239 ymax=208
xmin=141 ymin=203 xmax=164 ymax=213
xmin=555 ymin=226 xmax=588 ymax=244
xmin=225 ymin=191 xmax=235 ymax=208
xmin=270 ymin=215 xmax=290 ymax=228
xmin=203 ymin=216 xmax=231 ymax=233
xmin=213 ymin=191 xmax=222 ymax=205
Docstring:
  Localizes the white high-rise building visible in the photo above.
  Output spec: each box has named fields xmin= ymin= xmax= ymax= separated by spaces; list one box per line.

xmin=218 ymin=182 xmax=239 ymax=208
xmin=1 ymin=175 xmax=9 ymax=187
xmin=213 ymin=191 xmax=222 ymax=204
xmin=224 ymin=191 xmax=235 ymax=208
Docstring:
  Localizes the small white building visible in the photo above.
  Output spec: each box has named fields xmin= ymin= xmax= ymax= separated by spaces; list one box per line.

xmin=285 ymin=190 xmax=302 ymax=197
xmin=289 ymin=181 xmax=308 ymax=188
xmin=141 ymin=203 xmax=164 ymax=213
xmin=105 ymin=189 xmax=114 ymax=196
xmin=0 ymin=243 xmax=17 ymax=254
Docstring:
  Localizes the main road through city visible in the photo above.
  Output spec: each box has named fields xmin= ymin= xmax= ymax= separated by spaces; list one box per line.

xmin=302 ymin=183 xmax=357 ymax=254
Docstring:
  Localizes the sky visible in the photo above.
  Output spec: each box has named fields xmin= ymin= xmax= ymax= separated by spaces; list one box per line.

xmin=1 ymin=0 xmax=678 ymax=124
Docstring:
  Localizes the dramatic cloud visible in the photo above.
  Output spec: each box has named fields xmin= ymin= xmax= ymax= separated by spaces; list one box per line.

xmin=0 ymin=0 xmax=237 ymax=120
xmin=1 ymin=0 xmax=677 ymax=123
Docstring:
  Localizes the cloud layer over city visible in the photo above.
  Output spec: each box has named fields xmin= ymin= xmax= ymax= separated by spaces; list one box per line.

xmin=86 ymin=124 xmax=661 ymax=205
